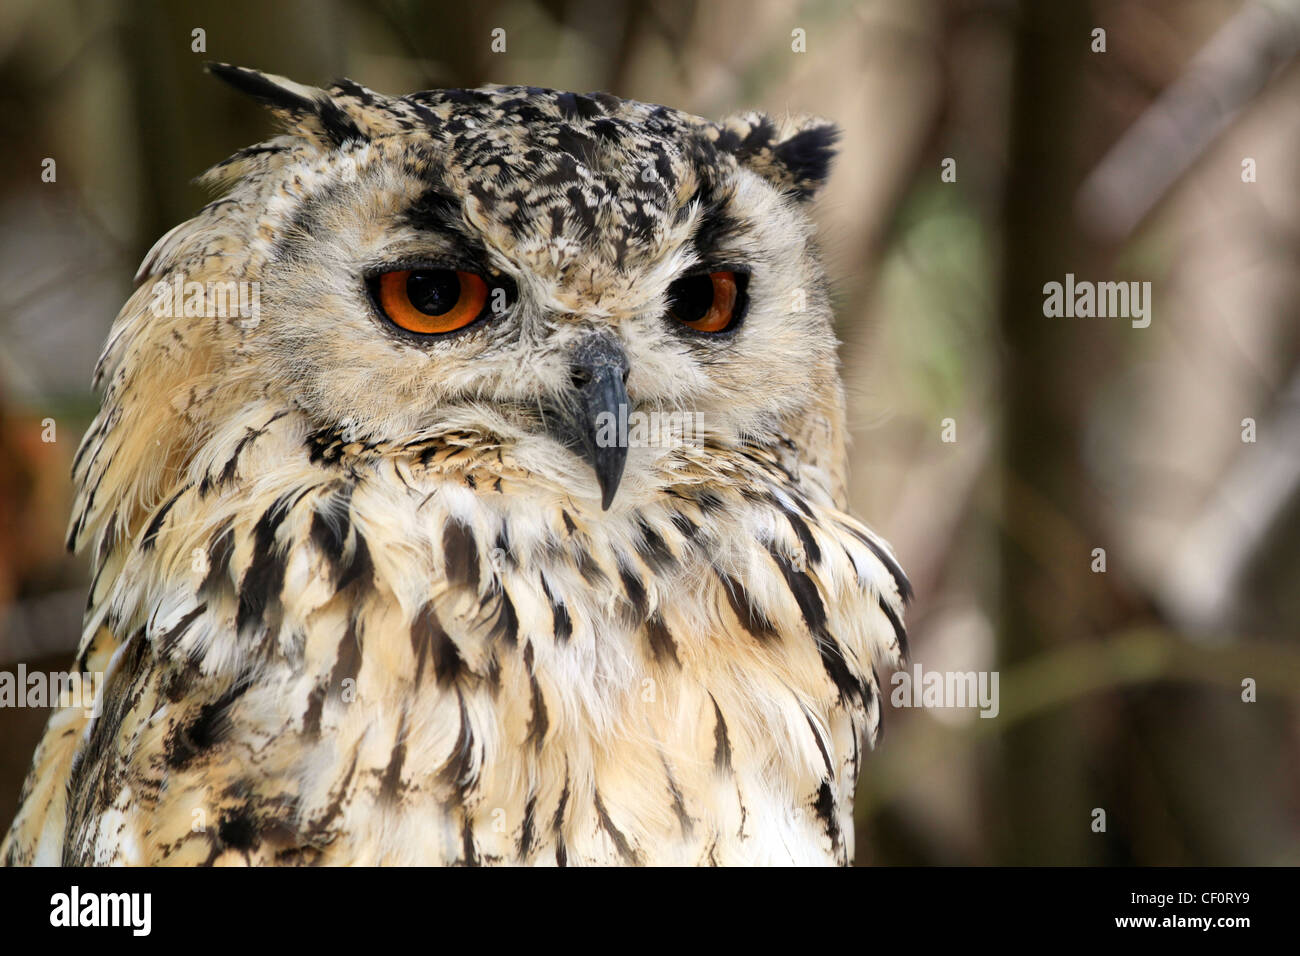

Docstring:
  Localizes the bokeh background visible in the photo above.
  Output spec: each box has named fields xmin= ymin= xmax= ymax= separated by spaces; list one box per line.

xmin=1 ymin=0 xmax=1297 ymax=865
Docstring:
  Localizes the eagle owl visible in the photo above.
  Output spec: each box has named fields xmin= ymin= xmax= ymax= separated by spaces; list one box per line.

xmin=2 ymin=64 xmax=909 ymax=866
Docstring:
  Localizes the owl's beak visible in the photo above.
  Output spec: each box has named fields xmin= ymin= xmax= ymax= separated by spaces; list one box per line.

xmin=562 ymin=335 xmax=631 ymax=511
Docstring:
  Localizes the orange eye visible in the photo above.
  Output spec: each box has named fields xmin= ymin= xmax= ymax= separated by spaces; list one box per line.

xmin=667 ymin=270 xmax=747 ymax=333
xmin=376 ymin=268 xmax=490 ymax=335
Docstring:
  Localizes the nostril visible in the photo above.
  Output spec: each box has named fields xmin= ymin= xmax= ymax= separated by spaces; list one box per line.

xmin=570 ymin=367 xmax=592 ymax=391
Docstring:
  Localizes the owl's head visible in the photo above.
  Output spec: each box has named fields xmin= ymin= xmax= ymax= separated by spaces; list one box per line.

xmin=120 ymin=65 xmax=846 ymax=515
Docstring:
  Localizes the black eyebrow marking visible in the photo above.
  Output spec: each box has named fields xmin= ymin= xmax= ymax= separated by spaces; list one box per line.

xmin=690 ymin=195 xmax=741 ymax=261
xmin=402 ymin=186 xmax=491 ymax=260
xmin=404 ymin=186 xmax=466 ymax=234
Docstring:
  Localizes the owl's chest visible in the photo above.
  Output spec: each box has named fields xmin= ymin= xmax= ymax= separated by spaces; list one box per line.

xmin=76 ymin=457 xmax=875 ymax=865
xmin=281 ymin=547 xmax=859 ymax=866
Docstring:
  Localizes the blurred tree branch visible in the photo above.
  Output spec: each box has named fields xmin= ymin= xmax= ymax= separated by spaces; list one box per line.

xmin=1077 ymin=0 xmax=1300 ymax=242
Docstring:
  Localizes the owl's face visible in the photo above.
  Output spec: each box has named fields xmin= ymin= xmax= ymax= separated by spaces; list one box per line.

xmin=202 ymin=68 xmax=843 ymax=511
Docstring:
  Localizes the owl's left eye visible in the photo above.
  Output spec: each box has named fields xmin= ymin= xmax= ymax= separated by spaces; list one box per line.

xmin=667 ymin=270 xmax=748 ymax=334
xmin=374 ymin=268 xmax=493 ymax=335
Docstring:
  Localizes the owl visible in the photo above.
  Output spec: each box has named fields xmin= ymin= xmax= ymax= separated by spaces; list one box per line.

xmin=2 ymin=64 xmax=909 ymax=866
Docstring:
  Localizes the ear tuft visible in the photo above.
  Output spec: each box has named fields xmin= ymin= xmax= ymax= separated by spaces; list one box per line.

xmin=713 ymin=112 xmax=839 ymax=201
xmin=206 ymin=62 xmax=368 ymax=147
xmin=206 ymin=62 xmax=316 ymax=113
xmin=772 ymin=122 xmax=839 ymax=200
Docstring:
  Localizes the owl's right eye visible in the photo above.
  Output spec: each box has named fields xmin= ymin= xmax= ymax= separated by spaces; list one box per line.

xmin=374 ymin=268 xmax=490 ymax=335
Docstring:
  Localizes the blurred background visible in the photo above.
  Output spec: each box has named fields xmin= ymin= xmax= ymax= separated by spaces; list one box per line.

xmin=0 ymin=0 xmax=1297 ymax=864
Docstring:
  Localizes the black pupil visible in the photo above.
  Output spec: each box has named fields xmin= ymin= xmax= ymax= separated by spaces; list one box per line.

xmin=669 ymin=275 xmax=715 ymax=323
xmin=407 ymin=270 xmax=462 ymax=316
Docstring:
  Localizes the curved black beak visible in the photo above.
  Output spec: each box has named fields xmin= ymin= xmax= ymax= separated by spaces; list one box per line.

xmin=560 ymin=335 xmax=630 ymax=510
